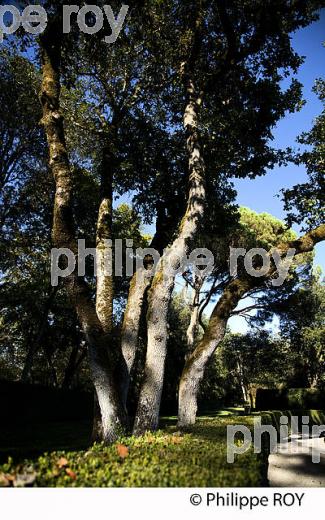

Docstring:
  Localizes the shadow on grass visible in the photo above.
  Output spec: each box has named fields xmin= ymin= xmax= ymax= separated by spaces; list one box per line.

xmin=0 ymin=420 xmax=93 ymax=463
xmin=160 ymin=407 xmax=246 ymax=426
xmin=1 ymin=408 xmax=250 ymax=463
xmin=0 ymin=413 xmax=269 ymax=487
xmin=161 ymin=411 xmax=255 ymax=443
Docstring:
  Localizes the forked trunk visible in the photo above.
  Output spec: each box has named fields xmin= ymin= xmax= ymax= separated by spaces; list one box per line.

xmin=119 ymin=220 xmax=172 ymax=410
xmin=133 ymin=69 xmax=206 ymax=434
xmin=133 ymin=3 xmax=207 ymax=435
xmin=86 ymin=330 xmax=126 ymax=442
xmin=177 ymin=222 xmax=325 ymax=428
xmin=39 ymin=18 xmax=125 ymax=442
xmin=178 ymin=278 xmax=251 ymax=428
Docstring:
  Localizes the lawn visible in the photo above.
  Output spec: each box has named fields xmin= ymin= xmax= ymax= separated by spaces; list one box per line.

xmin=0 ymin=414 xmax=269 ymax=487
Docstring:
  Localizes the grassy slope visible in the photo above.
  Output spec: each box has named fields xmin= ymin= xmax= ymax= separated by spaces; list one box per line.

xmin=0 ymin=416 xmax=268 ymax=487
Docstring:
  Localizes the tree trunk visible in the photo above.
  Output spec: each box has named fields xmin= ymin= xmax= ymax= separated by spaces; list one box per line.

xmin=237 ymin=360 xmax=248 ymax=403
xmin=178 ymin=317 xmax=227 ymax=427
xmin=176 ymin=221 xmax=325 ymax=428
xmin=120 ymin=268 xmax=151 ymax=407
xmin=39 ymin=18 xmax=126 ymax=442
xmin=178 ymin=278 xmax=251 ymax=428
xmin=96 ymin=142 xmax=114 ymax=335
xmin=186 ymin=277 xmax=203 ymax=352
xmin=133 ymin=15 xmax=206 ymax=433
xmin=119 ymin=209 xmax=175 ymax=410
xmin=91 ymin=141 xmax=119 ymax=440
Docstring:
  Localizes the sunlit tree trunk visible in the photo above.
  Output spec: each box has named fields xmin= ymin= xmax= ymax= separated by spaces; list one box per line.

xmin=178 ymin=224 xmax=325 ymax=428
xmin=178 ymin=279 xmax=251 ymax=428
xmin=120 ymin=268 xmax=151 ymax=407
xmin=186 ymin=276 xmax=203 ymax=352
xmin=119 ymin=209 xmax=175 ymax=410
xmin=96 ymin=143 xmax=114 ymax=337
xmin=39 ymin=19 xmax=126 ymax=442
xmin=92 ymin=140 xmax=123 ymax=440
xmin=133 ymin=6 xmax=206 ymax=433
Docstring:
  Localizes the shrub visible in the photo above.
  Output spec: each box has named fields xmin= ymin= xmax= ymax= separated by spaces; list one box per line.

xmin=256 ymin=388 xmax=324 ymax=411
xmin=261 ymin=409 xmax=325 ymax=439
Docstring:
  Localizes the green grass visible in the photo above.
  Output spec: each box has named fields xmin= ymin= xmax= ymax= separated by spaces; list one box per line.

xmin=0 ymin=420 xmax=92 ymax=461
xmin=0 ymin=416 xmax=269 ymax=487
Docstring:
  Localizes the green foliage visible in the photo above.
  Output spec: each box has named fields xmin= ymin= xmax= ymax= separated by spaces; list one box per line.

xmin=191 ymin=207 xmax=311 ymax=297
xmin=162 ymin=295 xmax=232 ymax=411
xmin=287 ymin=389 xmax=325 ymax=410
xmin=256 ymin=388 xmax=325 ymax=412
xmin=0 ymin=201 xmax=149 ymax=385
xmin=274 ymin=271 xmax=325 ymax=387
xmin=220 ymin=331 xmax=295 ymax=404
xmin=283 ymin=78 xmax=325 ymax=229
xmin=261 ymin=410 xmax=325 ymax=437
xmin=0 ymin=0 xmax=324 ymax=443
xmin=0 ymin=417 xmax=267 ymax=487
xmin=238 ymin=207 xmax=295 ymax=250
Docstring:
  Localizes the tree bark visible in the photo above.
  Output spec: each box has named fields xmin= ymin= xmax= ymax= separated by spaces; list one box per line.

xmin=186 ymin=276 xmax=203 ymax=352
xmin=133 ymin=6 xmax=206 ymax=434
xmin=237 ymin=360 xmax=248 ymax=404
xmin=91 ymin=140 xmax=118 ymax=440
xmin=120 ymin=267 xmax=151 ymax=407
xmin=177 ymin=223 xmax=325 ymax=428
xmin=178 ymin=278 xmax=250 ymax=427
xmin=119 ymin=209 xmax=176 ymax=410
xmin=39 ymin=19 xmax=126 ymax=442
xmin=96 ymin=141 xmax=115 ymax=335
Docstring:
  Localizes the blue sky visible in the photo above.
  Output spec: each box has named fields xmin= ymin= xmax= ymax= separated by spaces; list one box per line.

xmin=229 ymin=10 xmax=325 ymax=332
xmin=233 ymin=10 xmax=325 ymax=272
xmin=136 ymin=11 xmax=324 ymax=267
xmin=117 ymin=11 xmax=325 ymax=331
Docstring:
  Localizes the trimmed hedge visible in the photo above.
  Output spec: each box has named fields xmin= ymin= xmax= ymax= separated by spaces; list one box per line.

xmin=0 ymin=380 xmax=93 ymax=423
xmin=261 ymin=409 xmax=325 ymax=438
xmin=256 ymin=388 xmax=324 ymax=411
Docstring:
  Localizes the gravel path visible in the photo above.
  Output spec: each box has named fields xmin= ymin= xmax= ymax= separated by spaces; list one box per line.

xmin=268 ymin=434 xmax=325 ymax=487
